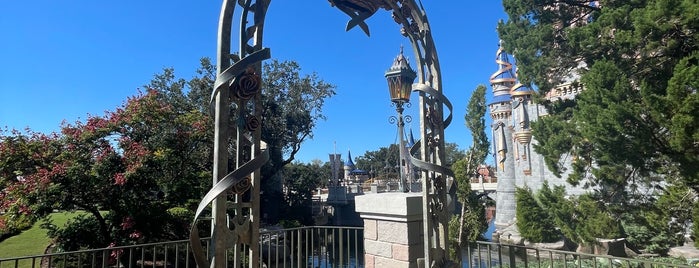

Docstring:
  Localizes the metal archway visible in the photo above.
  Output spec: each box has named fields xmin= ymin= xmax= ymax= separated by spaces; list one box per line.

xmin=189 ymin=1 xmax=456 ymax=267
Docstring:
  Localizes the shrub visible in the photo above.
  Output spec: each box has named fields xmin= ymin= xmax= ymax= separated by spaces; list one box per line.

xmin=43 ymin=214 xmax=107 ymax=251
xmin=516 ymin=187 xmax=559 ymax=243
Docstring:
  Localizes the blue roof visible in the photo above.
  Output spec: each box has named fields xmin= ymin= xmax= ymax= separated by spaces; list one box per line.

xmin=488 ymin=94 xmax=512 ymax=105
xmin=350 ymin=169 xmax=368 ymax=175
xmin=345 ymin=150 xmax=355 ymax=167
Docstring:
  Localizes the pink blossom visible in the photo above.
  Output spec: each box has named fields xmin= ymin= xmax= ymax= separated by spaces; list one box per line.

xmin=114 ymin=173 xmax=126 ymax=185
xmin=129 ymin=231 xmax=142 ymax=239
xmin=120 ymin=217 xmax=135 ymax=230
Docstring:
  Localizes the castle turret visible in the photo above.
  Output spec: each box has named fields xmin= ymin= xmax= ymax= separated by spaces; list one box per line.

xmin=489 ymin=41 xmax=517 ymax=229
xmin=510 ymin=63 xmax=535 ymax=178
xmin=344 ymin=150 xmax=355 ymax=184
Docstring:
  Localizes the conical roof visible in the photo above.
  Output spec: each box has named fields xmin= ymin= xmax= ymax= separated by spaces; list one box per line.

xmin=489 ymin=40 xmax=515 ymax=104
xmin=407 ymin=128 xmax=416 ymax=148
xmin=345 ymin=150 xmax=355 ymax=168
xmin=386 ymin=45 xmax=415 ymax=74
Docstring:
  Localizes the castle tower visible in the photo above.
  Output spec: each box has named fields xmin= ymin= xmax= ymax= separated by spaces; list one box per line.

xmin=510 ymin=64 xmax=536 ymax=187
xmin=344 ymin=150 xmax=355 ymax=184
xmin=489 ymin=41 xmax=517 ymax=229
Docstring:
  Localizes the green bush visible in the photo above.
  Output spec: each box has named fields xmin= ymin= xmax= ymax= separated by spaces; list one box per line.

xmin=166 ymin=207 xmax=194 ymax=238
xmin=43 ymin=214 xmax=107 ymax=251
xmin=575 ymin=194 xmax=623 ymax=244
xmin=0 ymin=213 xmax=35 ymax=242
xmin=516 ymin=187 xmax=559 ymax=243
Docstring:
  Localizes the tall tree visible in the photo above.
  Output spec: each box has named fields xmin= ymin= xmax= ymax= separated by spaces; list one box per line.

xmin=149 ymin=58 xmax=336 ymax=223
xmin=1 ymin=90 xmax=212 ymax=250
xmin=498 ymin=0 xmax=699 ymax=191
xmin=280 ymin=162 xmax=324 ymax=225
xmin=258 ymin=60 xmax=336 ymax=222
xmin=450 ymin=85 xmax=490 ymax=253
xmin=498 ymin=0 xmax=699 ymax=249
xmin=0 ymin=130 xmax=62 ymax=237
xmin=355 ymin=144 xmax=401 ymax=178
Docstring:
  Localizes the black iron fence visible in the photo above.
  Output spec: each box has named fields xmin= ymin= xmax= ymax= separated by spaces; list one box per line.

xmin=2 ymin=228 xmax=694 ymax=268
xmin=0 ymin=226 xmax=363 ymax=268
xmin=463 ymin=241 xmax=694 ymax=268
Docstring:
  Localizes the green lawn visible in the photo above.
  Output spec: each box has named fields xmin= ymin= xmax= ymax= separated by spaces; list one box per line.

xmin=0 ymin=211 xmax=85 ymax=260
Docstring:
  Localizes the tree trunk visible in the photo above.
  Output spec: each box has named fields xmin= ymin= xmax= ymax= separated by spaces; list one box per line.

xmin=457 ymin=151 xmax=474 ymax=246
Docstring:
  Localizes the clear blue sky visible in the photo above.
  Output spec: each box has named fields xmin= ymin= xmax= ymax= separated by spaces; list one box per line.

xmin=0 ymin=1 xmax=507 ymax=164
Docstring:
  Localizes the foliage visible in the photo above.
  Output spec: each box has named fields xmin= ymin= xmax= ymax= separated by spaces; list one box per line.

xmin=354 ymin=142 xmax=464 ymax=180
xmin=449 ymin=84 xmax=490 ymax=253
xmin=43 ymin=214 xmax=106 ymax=251
xmin=464 ymin=85 xmax=490 ymax=167
xmin=534 ymin=182 xmax=625 ymax=246
xmin=141 ymin=58 xmax=336 ymax=224
xmin=0 ymin=56 xmax=336 ymax=249
xmin=535 ymin=182 xmax=576 ymax=242
xmin=499 ymin=0 xmax=699 ymax=250
xmin=1 ymin=78 xmax=212 ymax=249
xmin=515 ymin=187 xmax=559 ymax=243
xmin=355 ymin=144 xmax=401 ymax=178
xmin=258 ymin=60 xmax=335 ymax=222
xmin=575 ymin=195 xmax=624 ymax=243
xmin=623 ymin=179 xmax=692 ymax=253
xmin=0 ymin=130 xmax=63 ymax=238
xmin=280 ymin=162 xmax=324 ymax=225
xmin=500 ymin=0 xmax=699 ymax=189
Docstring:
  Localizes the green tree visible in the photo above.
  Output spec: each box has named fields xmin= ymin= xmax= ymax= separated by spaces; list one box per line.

xmin=694 ymin=202 xmax=699 ymax=247
xmin=623 ymin=179 xmax=694 ymax=253
xmin=259 ymin=60 xmax=336 ymax=222
xmin=515 ymin=187 xmax=559 ymax=243
xmin=281 ymin=162 xmax=324 ymax=225
xmin=499 ymin=0 xmax=699 ymax=249
xmin=499 ymin=0 xmax=698 ymax=190
xmin=355 ymin=142 xmax=464 ymax=179
xmin=448 ymin=85 xmax=490 ymax=259
xmin=355 ymin=144 xmax=401 ymax=180
xmin=147 ymin=58 xmax=336 ymax=223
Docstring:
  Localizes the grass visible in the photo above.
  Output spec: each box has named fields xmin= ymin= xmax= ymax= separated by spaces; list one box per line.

xmin=0 ymin=211 xmax=86 ymax=260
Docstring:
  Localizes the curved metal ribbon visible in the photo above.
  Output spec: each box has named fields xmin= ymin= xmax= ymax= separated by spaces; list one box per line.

xmin=409 ymin=82 xmax=454 ymax=177
xmin=189 ymin=147 xmax=269 ymax=268
xmin=194 ymin=44 xmax=271 ymax=268
xmin=209 ymin=48 xmax=271 ymax=109
xmin=412 ymin=83 xmax=453 ymax=131
xmin=409 ymin=82 xmax=457 ymax=225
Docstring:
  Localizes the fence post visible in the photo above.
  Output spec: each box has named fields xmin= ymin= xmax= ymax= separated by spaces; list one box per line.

xmin=356 ymin=193 xmax=424 ymax=268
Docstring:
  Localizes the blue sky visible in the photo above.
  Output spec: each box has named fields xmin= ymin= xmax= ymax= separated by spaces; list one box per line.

xmin=0 ymin=1 xmax=507 ymax=164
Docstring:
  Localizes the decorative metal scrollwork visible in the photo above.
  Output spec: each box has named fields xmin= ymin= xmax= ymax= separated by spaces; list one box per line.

xmin=190 ymin=0 xmax=457 ymax=267
xmin=189 ymin=0 xmax=271 ymax=267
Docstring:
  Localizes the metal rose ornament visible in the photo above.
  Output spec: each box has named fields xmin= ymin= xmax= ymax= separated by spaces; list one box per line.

xmin=245 ymin=115 xmax=260 ymax=132
xmin=232 ymin=67 xmax=262 ymax=100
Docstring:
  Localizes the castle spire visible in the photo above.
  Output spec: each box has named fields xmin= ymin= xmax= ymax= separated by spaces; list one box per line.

xmin=345 ymin=149 xmax=355 ymax=169
xmin=489 ymin=40 xmax=515 ymax=104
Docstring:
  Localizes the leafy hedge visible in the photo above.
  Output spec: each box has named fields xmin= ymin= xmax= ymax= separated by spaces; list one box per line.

xmin=515 ymin=187 xmax=559 ymax=243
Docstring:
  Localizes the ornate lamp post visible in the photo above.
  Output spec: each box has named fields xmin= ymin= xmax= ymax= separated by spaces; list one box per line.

xmin=385 ymin=46 xmax=416 ymax=193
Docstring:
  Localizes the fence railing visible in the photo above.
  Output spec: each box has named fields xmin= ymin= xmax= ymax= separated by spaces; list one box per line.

xmin=2 ymin=228 xmax=694 ymax=268
xmin=464 ymin=241 xmax=695 ymax=268
xmin=0 ymin=226 xmax=364 ymax=268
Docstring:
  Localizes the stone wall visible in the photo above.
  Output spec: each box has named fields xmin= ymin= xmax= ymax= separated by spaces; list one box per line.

xmin=355 ymin=193 xmax=424 ymax=268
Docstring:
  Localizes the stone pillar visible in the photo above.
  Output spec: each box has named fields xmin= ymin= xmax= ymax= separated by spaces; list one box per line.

xmin=355 ymin=193 xmax=424 ymax=268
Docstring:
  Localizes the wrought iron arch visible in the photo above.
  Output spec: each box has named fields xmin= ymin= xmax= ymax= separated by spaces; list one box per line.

xmin=189 ymin=1 xmax=457 ymax=267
